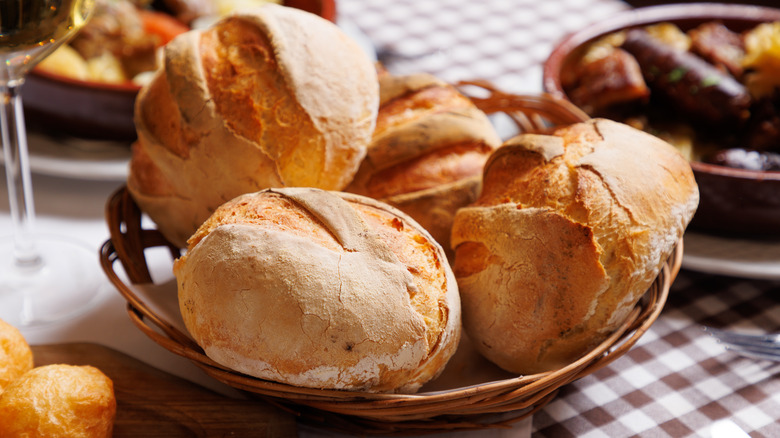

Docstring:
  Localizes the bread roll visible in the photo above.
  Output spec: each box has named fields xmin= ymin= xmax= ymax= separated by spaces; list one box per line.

xmin=0 ymin=364 xmax=116 ymax=438
xmin=0 ymin=318 xmax=33 ymax=394
xmin=174 ymin=187 xmax=461 ymax=393
xmin=128 ymin=4 xmax=379 ymax=247
xmin=346 ymin=71 xmax=501 ymax=256
xmin=451 ymin=118 xmax=698 ymax=374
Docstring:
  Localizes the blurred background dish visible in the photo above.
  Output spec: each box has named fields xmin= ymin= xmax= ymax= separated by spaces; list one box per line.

xmin=682 ymin=231 xmax=780 ymax=280
xmin=21 ymin=0 xmax=337 ymax=142
xmin=0 ymin=132 xmax=132 ymax=181
xmin=543 ymin=3 xmax=780 ymax=237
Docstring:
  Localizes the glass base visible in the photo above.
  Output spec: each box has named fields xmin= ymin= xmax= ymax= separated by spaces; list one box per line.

xmin=0 ymin=235 xmax=104 ymax=328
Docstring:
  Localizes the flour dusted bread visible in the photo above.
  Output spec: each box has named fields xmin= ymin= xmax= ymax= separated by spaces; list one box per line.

xmin=346 ymin=71 xmax=500 ymax=255
xmin=174 ymin=187 xmax=461 ymax=393
xmin=0 ymin=364 xmax=116 ymax=438
xmin=128 ymin=4 xmax=379 ymax=247
xmin=0 ymin=318 xmax=33 ymax=394
xmin=451 ymin=118 xmax=698 ymax=374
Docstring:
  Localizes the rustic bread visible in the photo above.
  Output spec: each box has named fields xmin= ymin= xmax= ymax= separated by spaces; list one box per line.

xmin=128 ymin=4 xmax=379 ymax=247
xmin=451 ymin=118 xmax=698 ymax=374
xmin=346 ymin=71 xmax=501 ymax=256
xmin=174 ymin=187 xmax=461 ymax=393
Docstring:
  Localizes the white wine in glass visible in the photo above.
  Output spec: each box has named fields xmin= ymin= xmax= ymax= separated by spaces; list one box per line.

xmin=0 ymin=0 xmax=103 ymax=327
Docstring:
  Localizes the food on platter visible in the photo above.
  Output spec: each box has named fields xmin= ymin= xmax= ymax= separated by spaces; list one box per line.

xmin=37 ymin=0 xmax=189 ymax=85
xmin=346 ymin=70 xmax=502 ymax=257
xmin=451 ymin=119 xmax=699 ymax=374
xmin=35 ymin=0 xmax=283 ymax=86
xmin=0 ymin=364 xmax=116 ymax=438
xmin=174 ymin=187 xmax=461 ymax=393
xmin=743 ymin=22 xmax=780 ymax=100
xmin=622 ymin=28 xmax=751 ymax=128
xmin=128 ymin=4 xmax=379 ymax=247
xmin=561 ymin=20 xmax=780 ymax=171
xmin=0 ymin=318 xmax=33 ymax=394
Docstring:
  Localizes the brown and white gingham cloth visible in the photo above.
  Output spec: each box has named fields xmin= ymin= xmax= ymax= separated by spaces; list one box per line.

xmin=338 ymin=0 xmax=629 ymax=94
xmin=534 ymin=271 xmax=780 ymax=437
xmin=335 ymin=1 xmax=780 ymax=436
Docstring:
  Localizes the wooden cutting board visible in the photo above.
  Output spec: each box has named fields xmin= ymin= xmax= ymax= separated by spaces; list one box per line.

xmin=31 ymin=343 xmax=298 ymax=437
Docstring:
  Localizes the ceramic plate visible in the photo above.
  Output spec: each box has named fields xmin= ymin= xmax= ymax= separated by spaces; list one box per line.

xmin=682 ymin=232 xmax=780 ymax=280
xmin=0 ymin=131 xmax=131 ymax=181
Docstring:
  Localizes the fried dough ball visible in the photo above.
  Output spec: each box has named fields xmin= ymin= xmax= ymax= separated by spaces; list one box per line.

xmin=0 ymin=318 xmax=33 ymax=394
xmin=0 ymin=364 xmax=116 ymax=438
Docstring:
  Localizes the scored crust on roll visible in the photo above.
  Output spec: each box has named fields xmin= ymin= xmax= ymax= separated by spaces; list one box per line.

xmin=128 ymin=4 xmax=379 ymax=247
xmin=347 ymin=72 xmax=500 ymax=199
xmin=451 ymin=118 xmax=699 ymax=374
xmin=346 ymin=71 xmax=501 ymax=256
xmin=174 ymin=187 xmax=461 ymax=393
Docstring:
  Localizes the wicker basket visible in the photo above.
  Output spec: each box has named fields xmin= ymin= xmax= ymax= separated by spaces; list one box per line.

xmin=99 ymin=84 xmax=682 ymax=435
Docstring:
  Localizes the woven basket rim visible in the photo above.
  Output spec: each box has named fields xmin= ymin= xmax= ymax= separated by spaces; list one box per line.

xmin=99 ymin=86 xmax=680 ymax=434
xmin=100 ymin=184 xmax=678 ymax=432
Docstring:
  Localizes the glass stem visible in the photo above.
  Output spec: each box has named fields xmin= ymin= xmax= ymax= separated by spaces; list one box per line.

xmin=1 ymin=82 xmax=42 ymax=271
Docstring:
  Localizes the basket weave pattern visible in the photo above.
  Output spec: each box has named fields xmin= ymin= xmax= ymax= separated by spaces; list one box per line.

xmin=100 ymin=85 xmax=681 ymax=435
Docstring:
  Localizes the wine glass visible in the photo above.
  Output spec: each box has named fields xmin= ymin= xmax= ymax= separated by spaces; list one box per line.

xmin=0 ymin=0 xmax=103 ymax=327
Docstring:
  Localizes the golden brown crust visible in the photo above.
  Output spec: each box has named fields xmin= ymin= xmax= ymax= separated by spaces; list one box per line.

xmin=345 ymin=72 xmax=500 ymax=257
xmin=363 ymin=143 xmax=491 ymax=200
xmin=187 ymin=192 xmax=341 ymax=252
xmin=0 ymin=319 xmax=33 ymax=394
xmin=348 ymin=73 xmax=500 ymax=198
xmin=0 ymin=364 xmax=116 ymax=438
xmin=128 ymin=4 xmax=379 ymax=248
xmin=452 ymin=118 xmax=699 ymax=374
xmin=175 ymin=188 xmax=460 ymax=393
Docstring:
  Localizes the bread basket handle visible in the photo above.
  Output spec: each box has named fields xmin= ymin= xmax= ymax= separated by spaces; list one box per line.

xmin=104 ymin=187 xmax=180 ymax=283
xmin=455 ymin=80 xmax=590 ymax=131
xmin=101 ymin=187 xmax=198 ymax=349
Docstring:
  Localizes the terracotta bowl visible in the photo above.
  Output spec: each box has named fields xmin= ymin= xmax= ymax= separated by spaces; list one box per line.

xmin=22 ymin=0 xmax=337 ymax=141
xmin=543 ymin=3 xmax=780 ymax=237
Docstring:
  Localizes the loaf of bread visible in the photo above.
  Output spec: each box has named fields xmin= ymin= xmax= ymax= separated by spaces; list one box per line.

xmin=128 ymin=4 xmax=379 ymax=247
xmin=174 ymin=187 xmax=461 ymax=393
xmin=346 ymin=71 xmax=501 ymax=256
xmin=451 ymin=118 xmax=698 ymax=374
xmin=0 ymin=318 xmax=33 ymax=394
xmin=0 ymin=364 xmax=116 ymax=437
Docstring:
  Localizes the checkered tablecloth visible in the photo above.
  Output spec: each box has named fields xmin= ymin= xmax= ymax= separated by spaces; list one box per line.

xmin=533 ymin=270 xmax=780 ymax=437
xmin=333 ymin=1 xmax=780 ymax=437
xmin=338 ymin=0 xmax=629 ymax=94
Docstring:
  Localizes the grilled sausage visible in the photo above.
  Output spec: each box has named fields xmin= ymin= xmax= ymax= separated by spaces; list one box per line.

xmin=621 ymin=28 xmax=751 ymax=128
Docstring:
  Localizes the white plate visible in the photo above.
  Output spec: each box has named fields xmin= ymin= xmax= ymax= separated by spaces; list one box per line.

xmin=682 ymin=232 xmax=780 ymax=280
xmin=0 ymin=131 xmax=131 ymax=181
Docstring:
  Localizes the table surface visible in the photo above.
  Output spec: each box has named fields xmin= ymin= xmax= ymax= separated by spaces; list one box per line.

xmin=3 ymin=0 xmax=780 ymax=437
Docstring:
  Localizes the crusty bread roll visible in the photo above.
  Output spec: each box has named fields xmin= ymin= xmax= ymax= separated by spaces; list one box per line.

xmin=0 ymin=318 xmax=33 ymax=394
xmin=128 ymin=4 xmax=379 ymax=247
xmin=346 ymin=71 xmax=501 ymax=256
xmin=0 ymin=364 xmax=116 ymax=438
xmin=174 ymin=187 xmax=461 ymax=393
xmin=451 ymin=118 xmax=698 ymax=374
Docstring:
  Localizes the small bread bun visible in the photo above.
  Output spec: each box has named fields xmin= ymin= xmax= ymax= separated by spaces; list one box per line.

xmin=0 ymin=318 xmax=33 ymax=394
xmin=174 ymin=187 xmax=461 ymax=393
xmin=129 ymin=4 xmax=379 ymax=247
xmin=0 ymin=364 xmax=116 ymax=438
xmin=346 ymin=71 xmax=501 ymax=255
xmin=451 ymin=119 xmax=699 ymax=374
